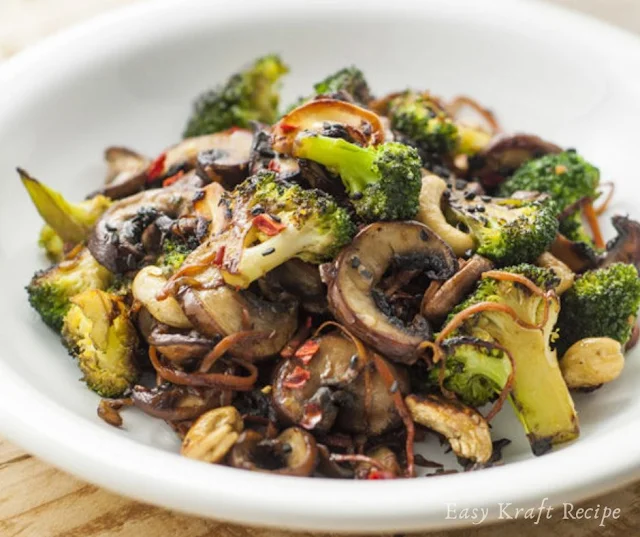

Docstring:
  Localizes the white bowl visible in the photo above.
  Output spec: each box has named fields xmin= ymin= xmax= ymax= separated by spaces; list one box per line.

xmin=1 ymin=0 xmax=640 ymax=532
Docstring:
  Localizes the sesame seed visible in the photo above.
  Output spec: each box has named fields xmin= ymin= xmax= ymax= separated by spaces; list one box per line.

xmin=464 ymin=191 xmax=476 ymax=201
xmin=262 ymin=247 xmax=276 ymax=256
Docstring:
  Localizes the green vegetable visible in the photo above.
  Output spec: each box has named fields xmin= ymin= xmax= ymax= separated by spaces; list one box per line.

xmin=557 ymin=263 xmax=640 ymax=356
xmin=38 ymin=225 xmax=65 ymax=262
xmin=500 ymin=151 xmax=600 ymax=211
xmin=445 ymin=191 xmax=558 ymax=266
xmin=20 ymin=168 xmax=111 ymax=245
xmin=435 ymin=337 xmax=513 ymax=407
xmin=26 ymin=249 xmax=113 ymax=332
xmin=62 ymin=289 xmax=138 ymax=397
xmin=159 ymin=237 xmax=198 ymax=274
xmin=293 ymin=135 xmax=422 ymax=222
xmin=388 ymin=91 xmax=458 ymax=164
xmin=446 ymin=264 xmax=579 ymax=454
xmin=221 ymin=171 xmax=356 ymax=288
xmin=290 ymin=66 xmax=371 ymax=110
xmin=183 ymin=55 xmax=288 ymax=138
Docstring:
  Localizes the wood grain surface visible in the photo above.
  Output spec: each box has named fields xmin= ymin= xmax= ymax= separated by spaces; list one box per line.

xmin=1 ymin=1 xmax=639 ymax=536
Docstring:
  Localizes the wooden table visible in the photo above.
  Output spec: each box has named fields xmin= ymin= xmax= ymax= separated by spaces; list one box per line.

xmin=1 ymin=1 xmax=639 ymax=535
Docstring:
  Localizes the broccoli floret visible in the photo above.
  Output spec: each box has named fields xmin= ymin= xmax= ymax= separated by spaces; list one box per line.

xmin=183 ymin=55 xmax=288 ymax=138
xmin=27 ymin=249 xmax=113 ymax=332
xmin=312 ymin=66 xmax=371 ymax=104
xmin=434 ymin=336 xmax=514 ymax=407
xmin=62 ymin=289 xmax=138 ymax=397
xmin=293 ymin=135 xmax=422 ymax=222
xmin=446 ymin=265 xmax=579 ymax=454
xmin=221 ymin=172 xmax=356 ymax=288
xmin=388 ymin=91 xmax=458 ymax=165
xmin=499 ymin=151 xmax=600 ymax=211
xmin=557 ymin=263 xmax=640 ymax=356
xmin=287 ymin=66 xmax=371 ymax=111
xmin=158 ymin=237 xmax=197 ymax=274
xmin=20 ymin=168 xmax=111 ymax=245
xmin=445 ymin=190 xmax=558 ymax=266
xmin=38 ymin=225 xmax=65 ymax=262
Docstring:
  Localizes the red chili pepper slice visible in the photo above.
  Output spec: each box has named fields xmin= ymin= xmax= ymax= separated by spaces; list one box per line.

xmin=279 ymin=124 xmax=296 ymax=133
xmin=213 ymin=245 xmax=226 ymax=266
xmin=162 ymin=170 xmax=184 ymax=187
xmin=267 ymin=159 xmax=281 ymax=172
xmin=283 ymin=365 xmax=310 ymax=389
xmin=146 ymin=152 xmax=167 ymax=182
xmin=253 ymin=214 xmax=286 ymax=236
xmin=294 ymin=339 xmax=320 ymax=365
xmin=367 ymin=470 xmax=395 ymax=480
xmin=300 ymin=401 xmax=323 ymax=430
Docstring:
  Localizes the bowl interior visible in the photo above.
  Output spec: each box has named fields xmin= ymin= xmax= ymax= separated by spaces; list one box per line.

xmin=1 ymin=0 xmax=640 ymax=531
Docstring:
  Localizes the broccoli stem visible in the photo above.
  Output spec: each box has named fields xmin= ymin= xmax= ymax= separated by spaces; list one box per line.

xmin=506 ymin=323 xmax=580 ymax=451
xmin=295 ymin=136 xmax=377 ymax=195
xmin=222 ymin=226 xmax=318 ymax=288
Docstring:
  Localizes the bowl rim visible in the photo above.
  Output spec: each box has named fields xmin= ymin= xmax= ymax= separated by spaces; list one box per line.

xmin=1 ymin=0 xmax=640 ymax=531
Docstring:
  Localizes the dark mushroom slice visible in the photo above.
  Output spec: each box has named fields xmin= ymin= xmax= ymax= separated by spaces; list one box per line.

xmin=229 ymin=427 xmax=318 ymax=477
xmin=248 ymin=128 xmax=302 ymax=181
xmin=354 ymin=446 xmax=401 ymax=479
xmin=422 ymin=255 xmax=494 ymax=324
xmin=325 ymin=222 xmax=458 ymax=364
xmin=601 ymin=215 xmax=640 ymax=272
xmin=136 ymin=306 xmax=213 ymax=362
xmin=88 ymin=186 xmax=196 ymax=273
xmin=550 ymin=233 xmax=600 ymax=273
xmin=315 ymin=444 xmax=354 ymax=479
xmin=272 ymin=332 xmax=409 ymax=436
xmin=271 ymin=99 xmax=385 ymax=155
xmin=258 ymin=259 xmax=328 ymax=314
xmin=194 ymin=129 xmax=254 ymax=189
xmin=177 ymin=272 xmax=298 ymax=361
xmin=131 ymin=384 xmax=225 ymax=421
xmin=98 ymin=146 xmax=150 ymax=199
xmin=468 ymin=134 xmax=562 ymax=189
xmin=145 ymin=130 xmax=254 ymax=187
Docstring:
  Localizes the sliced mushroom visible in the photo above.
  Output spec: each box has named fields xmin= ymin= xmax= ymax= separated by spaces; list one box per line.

xmin=422 ymin=255 xmax=494 ymax=323
xmin=249 ymin=128 xmax=303 ymax=181
xmin=192 ymin=182 xmax=232 ymax=237
xmin=132 ymin=266 xmax=192 ymax=328
xmin=181 ymin=406 xmax=244 ymax=463
xmin=468 ymin=134 xmax=562 ymax=188
xmin=417 ymin=174 xmax=475 ymax=256
xmin=536 ymin=252 xmax=575 ymax=295
xmin=271 ymin=99 xmax=385 ymax=155
xmin=147 ymin=129 xmax=254 ymax=186
xmin=229 ymin=427 xmax=318 ymax=476
xmin=272 ymin=332 xmax=409 ymax=436
xmin=601 ymin=215 xmax=640 ymax=272
xmin=88 ymin=186 xmax=196 ymax=273
xmin=550 ymin=233 xmax=600 ymax=273
xmin=131 ymin=384 xmax=224 ymax=421
xmin=194 ymin=129 xmax=254 ymax=188
xmin=354 ymin=446 xmax=401 ymax=479
xmin=258 ymin=259 xmax=328 ymax=314
xmin=325 ymin=222 xmax=458 ymax=364
xmin=560 ymin=337 xmax=625 ymax=390
xmin=405 ymin=394 xmax=493 ymax=464
xmin=99 ymin=146 xmax=150 ymax=199
xmin=177 ymin=274 xmax=298 ymax=361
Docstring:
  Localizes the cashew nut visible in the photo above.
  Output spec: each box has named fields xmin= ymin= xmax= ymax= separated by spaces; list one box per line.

xmin=560 ymin=337 xmax=624 ymax=389
xmin=536 ymin=252 xmax=575 ymax=295
xmin=181 ymin=406 xmax=244 ymax=463
xmin=405 ymin=394 xmax=492 ymax=463
xmin=417 ymin=174 xmax=474 ymax=256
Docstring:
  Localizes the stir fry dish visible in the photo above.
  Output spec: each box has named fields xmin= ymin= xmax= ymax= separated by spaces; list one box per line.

xmin=22 ymin=56 xmax=640 ymax=479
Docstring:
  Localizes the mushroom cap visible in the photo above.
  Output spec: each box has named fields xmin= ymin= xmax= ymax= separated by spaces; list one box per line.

xmin=325 ymin=221 xmax=458 ymax=363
